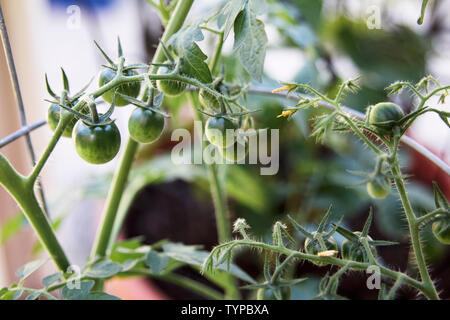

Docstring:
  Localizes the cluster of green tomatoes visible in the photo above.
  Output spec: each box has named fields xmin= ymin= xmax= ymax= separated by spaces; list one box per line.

xmin=46 ymin=44 xmax=251 ymax=166
xmin=47 ymin=66 xmax=165 ymax=165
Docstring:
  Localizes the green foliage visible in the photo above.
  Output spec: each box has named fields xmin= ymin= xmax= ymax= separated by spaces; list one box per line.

xmin=168 ymin=25 xmax=212 ymax=83
xmin=233 ymin=3 xmax=268 ymax=82
xmin=0 ymin=0 xmax=448 ymax=301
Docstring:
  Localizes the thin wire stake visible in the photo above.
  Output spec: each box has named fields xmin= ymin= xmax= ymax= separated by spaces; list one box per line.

xmin=0 ymin=4 xmax=49 ymax=216
xmin=0 ymin=119 xmax=46 ymax=148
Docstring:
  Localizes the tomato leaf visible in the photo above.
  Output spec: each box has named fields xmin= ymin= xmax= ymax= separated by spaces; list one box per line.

xmin=25 ymin=291 xmax=42 ymax=300
xmin=162 ymin=242 xmax=255 ymax=284
xmin=217 ymin=0 xmax=247 ymax=40
xmin=168 ymin=25 xmax=212 ymax=84
xmin=85 ymin=292 xmax=120 ymax=300
xmin=61 ymin=280 xmax=95 ymax=300
xmin=15 ymin=259 xmax=48 ymax=281
xmin=233 ymin=5 xmax=268 ymax=82
xmin=145 ymin=250 xmax=170 ymax=275
xmin=84 ymin=260 xmax=123 ymax=279
xmin=42 ymin=272 xmax=63 ymax=288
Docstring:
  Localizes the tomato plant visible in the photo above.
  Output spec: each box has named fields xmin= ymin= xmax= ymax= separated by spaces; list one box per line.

xmin=0 ymin=0 xmax=448 ymax=303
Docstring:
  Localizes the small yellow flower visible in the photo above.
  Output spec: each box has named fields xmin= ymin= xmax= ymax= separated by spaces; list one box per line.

xmin=272 ymin=85 xmax=295 ymax=93
xmin=317 ymin=250 xmax=338 ymax=257
xmin=277 ymin=110 xmax=294 ymax=118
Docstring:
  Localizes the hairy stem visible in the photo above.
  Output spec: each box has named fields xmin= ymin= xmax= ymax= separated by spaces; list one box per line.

xmin=90 ymin=139 xmax=139 ymax=258
xmin=391 ymin=160 xmax=439 ymax=300
xmin=207 ymin=239 xmax=436 ymax=298
xmin=0 ymin=154 xmax=70 ymax=272
xmin=207 ymin=163 xmax=231 ymax=244
xmin=188 ymin=92 xmax=240 ymax=299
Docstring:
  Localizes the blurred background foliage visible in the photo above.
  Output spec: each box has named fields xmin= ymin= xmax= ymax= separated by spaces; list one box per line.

xmin=103 ymin=0 xmax=450 ymax=299
xmin=2 ymin=0 xmax=449 ymax=299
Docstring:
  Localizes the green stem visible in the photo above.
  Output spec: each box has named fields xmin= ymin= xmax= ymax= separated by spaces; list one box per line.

xmin=339 ymin=113 xmax=383 ymax=155
xmin=0 ymin=154 xmax=70 ymax=272
xmin=391 ymin=160 xmax=439 ymax=300
xmin=28 ymin=114 xmax=71 ymax=185
xmin=208 ymin=239 xmax=435 ymax=298
xmin=209 ymin=31 xmax=224 ymax=75
xmin=207 ymin=163 xmax=231 ymax=243
xmin=150 ymin=0 xmax=195 ymax=74
xmin=416 ymin=208 xmax=449 ymax=225
xmin=90 ymin=138 xmax=139 ymax=258
xmin=90 ymin=0 xmax=194 ymax=261
xmin=189 ymin=92 xmax=239 ymax=299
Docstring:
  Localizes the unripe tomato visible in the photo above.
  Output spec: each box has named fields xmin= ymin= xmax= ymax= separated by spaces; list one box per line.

xmin=205 ymin=117 xmax=238 ymax=148
xmin=341 ymin=232 xmax=377 ymax=263
xmin=99 ymin=68 xmax=141 ymax=106
xmin=257 ymin=286 xmax=291 ymax=300
xmin=368 ymin=102 xmax=404 ymax=134
xmin=157 ymin=64 xmax=186 ymax=97
xmin=304 ymin=233 xmax=338 ymax=266
xmin=47 ymin=104 xmax=77 ymax=138
xmin=432 ymin=219 xmax=450 ymax=245
xmin=366 ymin=178 xmax=390 ymax=199
xmin=128 ymin=107 xmax=165 ymax=144
xmin=73 ymin=120 xmax=121 ymax=164
xmin=218 ymin=138 xmax=248 ymax=163
xmin=199 ymin=88 xmax=220 ymax=110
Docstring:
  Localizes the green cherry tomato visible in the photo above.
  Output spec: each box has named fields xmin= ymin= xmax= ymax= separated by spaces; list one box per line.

xmin=47 ymin=104 xmax=77 ymax=138
xmin=366 ymin=178 xmax=390 ymax=199
xmin=99 ymin=68 xmax=141 ymax=106
xmin=205 ymin=117 xmax=238 ymax=148
xmin=257 ymin=287 xmax=291 ymax=300
xmin=128 ymin=107 xmax=165 ymax=144
xmin=341 ymin=232 xmax=377 ymax=264
xmin=368 ymin=102 xmax=404 ymax=134
xmin=157 ymin=64 xmax=186 ymax=97
xmin=218 ymin=138 xmax=249 ymax=163
xmin=199 ymin=88 xmax=220 ymax=110
xmin=73 ymin=120 xmax=121 ymax=164
xmin=432 ymin=219 xmax=450 ymax=245
xmin=304 ymin=233 xmax=338 ymax=266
